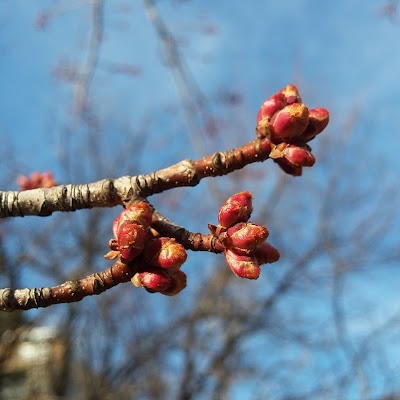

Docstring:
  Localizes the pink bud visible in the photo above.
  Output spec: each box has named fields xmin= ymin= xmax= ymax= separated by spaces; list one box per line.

xmin=160 ymin=269 xmax=187 ymax=296
xmin=300 ymin=108 xmax=329 ymax=142
xmin=131 ymin=268 xmax=173 ymax=292
xmin=254 ymin=242 xmax=280 ymax=264
xmin=279 ymin=84 xmax=301 ymax=104
xmin=225 ymin=222 xmax=269 ymax=254
xmin=271 ymin=103 xmax=309 ymax=141
xmin=144 ymin=237 xmax=188 ymax=269
xmin=117 ymin=222 xmax=147 ymax=262
xmin=283 ymin=145 xmax=315 ymax=167
xmin=218 ymin=191 xmax=253 ymax=228
xmin=225 ymin=249 xmax=260 ymax=279
xmin=256 ymin=93 xmax=286 ymax=138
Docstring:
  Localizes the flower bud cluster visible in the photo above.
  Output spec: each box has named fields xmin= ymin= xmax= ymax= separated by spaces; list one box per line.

xmin=256 ymin=85 xmax=329 ymax=176
xmin=211 ymin=191 xmax=280 ymax=279
xmin=105 ymin=202 xmax=188 ymax=296
xmin=17 ymin=171 xmax=57 ymax=190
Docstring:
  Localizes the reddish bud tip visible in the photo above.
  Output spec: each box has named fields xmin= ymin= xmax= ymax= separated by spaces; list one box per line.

xmin=279 ymin=84 xmax=302 ymax=104
xmin=254 ymin=242 xmax=280 ymax=264
xmin=225 ymin=222 xmax=269 ymax=254
xmin=283 ymin=145 xmax=315 ymax=167
xmin=118 ymin=202 xmax=153 ymax=228
xmin=131 ymin=268 xmax=173 ymax=292
xmin=225 ymin=249 xmax=261 ymax=279
xmin=218 ymin=191 xmax=253 ymax=228
xmin=300 ymin=108 xmax=330 ymax=142
xmin=160 ymin=269 xmax=187 ymax=296
xmin=256 ymin=93 xmax=286 ymax=138
xmin=144 ymin=237 xmax=188 ymax=269
xmin=271 ymin=103 xmax=309 ymax=141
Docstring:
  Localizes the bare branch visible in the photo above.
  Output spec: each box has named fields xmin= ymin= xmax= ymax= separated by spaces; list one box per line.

xmin=0 ymin=137 xmax=272 ymax=217
xmin=0 ymin=260 xmax=135 ymax=312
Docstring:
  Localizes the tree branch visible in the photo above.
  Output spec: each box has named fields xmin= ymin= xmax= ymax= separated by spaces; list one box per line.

xmin=0 ymin=260 xmax=135 ymax=312
xmin=0 ymin=136 xmax=272 ymax=217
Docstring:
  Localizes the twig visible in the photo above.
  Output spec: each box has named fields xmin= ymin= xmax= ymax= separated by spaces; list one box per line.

xmin=0 ymin=137 xmax=272 ymax=217
xmin=0 ymin=260 xmax=135 ymax=312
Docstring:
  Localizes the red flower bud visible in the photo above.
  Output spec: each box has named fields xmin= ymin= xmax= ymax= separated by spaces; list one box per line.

xmin=300 ymin=108 xmax=329 ymax=142
xmin=279 ymin=84 xmax=301 ymax=104
xmin=160 ymin=269 xmax=187 ymax=296
xmin=254 ymin=242 xmax=280 ymax=264
xmin=274 ymin=158 xmax=303 ymax=177
xmin=256 ymin=93 xmax=286 ymax=138
xmin=131 ymin=267 xmax=173 ymax=292
xmin=283 ymin=145 xmax=315 ymax=167
xmin=225 ymin=222 xmax=269 ymax=254
xmin=218 ymin=191 xmax=253 ymax=229
xmin=271 ymin=103 xmax=309 ymax=141
xmin=117 ymin=202 xmax=153 ymax=229
xmin=225 ymin=249 xmax=260 ymax=279
xmin=144 ymin=237 xmax=187 ymax=269
xmin=117 ymin=222 xmax=147 ymax=262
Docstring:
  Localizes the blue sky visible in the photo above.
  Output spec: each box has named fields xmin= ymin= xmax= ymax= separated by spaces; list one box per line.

xmin=1 ymin=1 xmax=399 ymax=174
xmin=1 ymin=1 xmax=400 ymax=398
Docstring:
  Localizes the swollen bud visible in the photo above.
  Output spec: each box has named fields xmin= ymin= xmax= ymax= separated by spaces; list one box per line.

xmin=225 ymin=249 xmax=260 ymax=279
xmin=256 ymin=93 xmax=286 ymax=138
xmin=300 ymin=108 xmax=329 ymax=142
xmin=117 ymin=222 xmax=147 ymax=262
xmin=160 ymin=269 xmax=187 ymax=296
xmin=131 ymin=267 xmax=173 ymax=292
xmin=144 ymin=237 xmax=187 ymax=269
xmin=218 ymin=191 xmax=253 ymax=229
xmin=271 ymin=103 xmax=309 ymax=141
xmin=274 ymin=158 xmax=303 ymax=177
xmin=254 ymin=242 xmax=280 ymax=264
xmin=225 ymin=222 xmax=269 ymax=254
xmin=282 ymin=145 xmax=315 ymax=167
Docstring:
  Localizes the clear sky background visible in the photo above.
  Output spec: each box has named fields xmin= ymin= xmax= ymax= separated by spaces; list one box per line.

xmin=1 ymin=1 xmax=400 ymax=399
